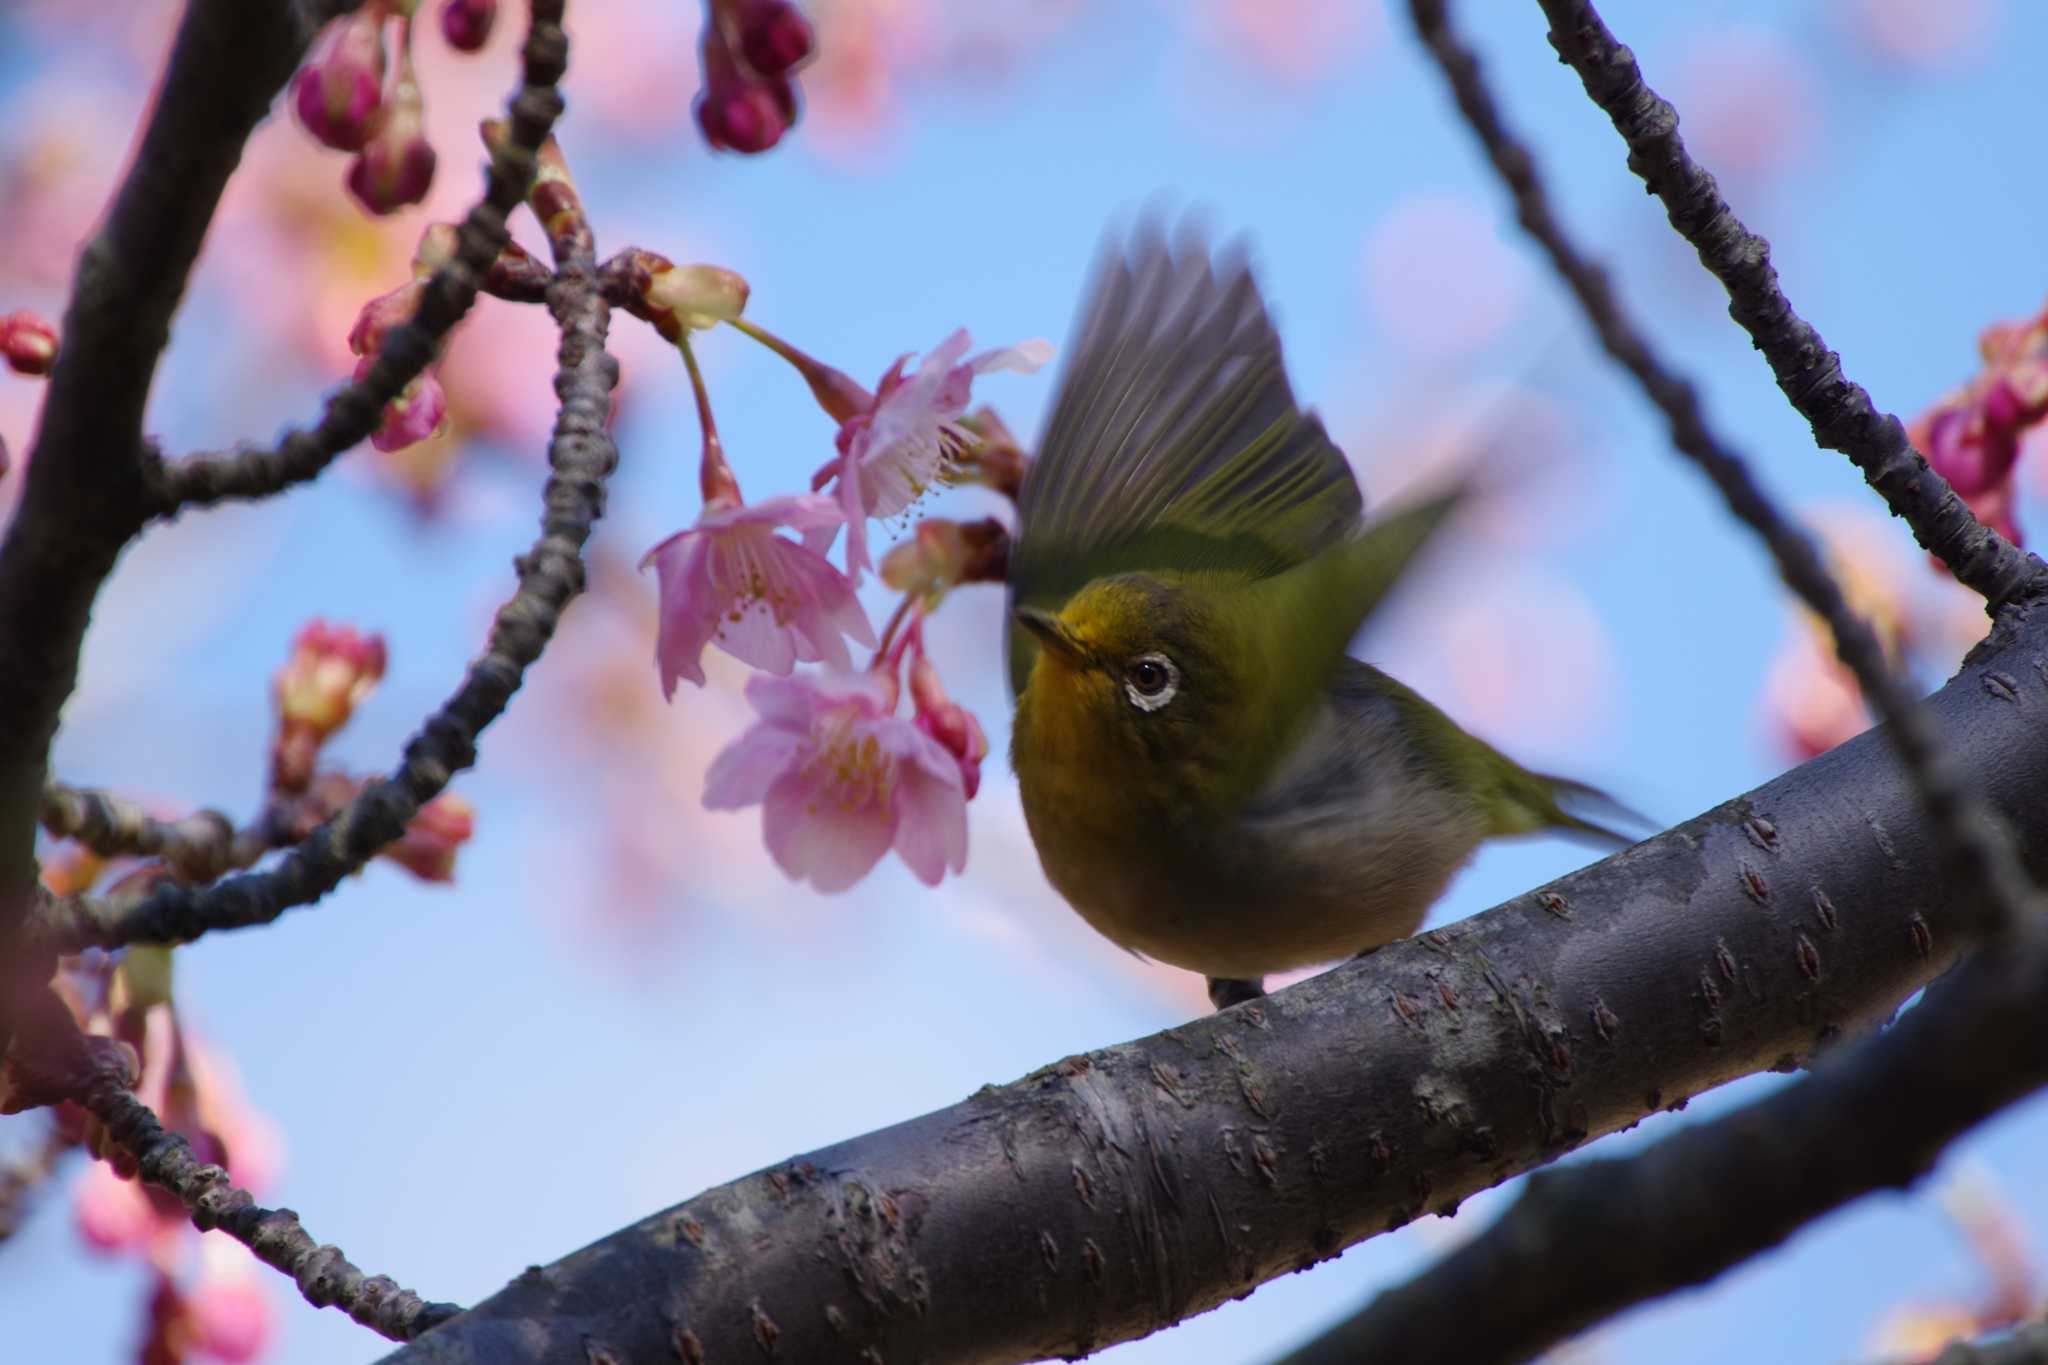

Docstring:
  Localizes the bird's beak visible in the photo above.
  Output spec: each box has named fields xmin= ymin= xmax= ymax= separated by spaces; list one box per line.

xmin=1015 ymin=606 xmax=1092 ymax=669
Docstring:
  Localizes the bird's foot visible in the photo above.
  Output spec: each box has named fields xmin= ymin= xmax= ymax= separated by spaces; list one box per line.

xmin=1207 ymin=976 xmax=1266 ymax=1012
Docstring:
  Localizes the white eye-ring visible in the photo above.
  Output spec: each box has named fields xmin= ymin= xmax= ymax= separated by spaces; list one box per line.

xmin=1123 ymin=652 xmax=1180 ymax=712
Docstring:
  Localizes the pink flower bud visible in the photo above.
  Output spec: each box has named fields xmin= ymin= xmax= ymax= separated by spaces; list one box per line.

xmin=696 ymin=24 xmax=792 ymax=154
xmin=909 ymin=651 xmax=989 ymax=799
xmin=347 ymin=65 xmax=436 ymax=214
xmin=186 ymin=1235 xmax=276 ymax=1363
xmin=347 ymin=279 xmax=426 ymax=358
xmin=73 ymin=1161 xmax=156 ymax=1254
xmin=439 ymin=0 xmax=496 ymax=52
xmin=381 ymin=792 xmax=475 ymax=882
xmin=879 ymin=517 xmax=1009 ymax=598
xmin=739 ymin=1 xmax=815 ymax=75
xmin=354 ymin=358 xmax=449 ymax=452
xmin=294 ymin=10 xmax=386 ymax=152
xmin=273 ymin=622 xmax=387 ymax=790
xmin=1 ymin=310 xmax=58 ymax=375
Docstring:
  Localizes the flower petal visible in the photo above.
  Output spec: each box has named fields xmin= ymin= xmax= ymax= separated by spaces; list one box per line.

xmin=762 ymin=769 xmax=896 ymax=893
xmin=968 ymin=337 xmax=1054 ymax=374
xmin=704 ymin=723 xmax=805 ymax=809
xmin=890 ymin=733 xmax=968 ymax=885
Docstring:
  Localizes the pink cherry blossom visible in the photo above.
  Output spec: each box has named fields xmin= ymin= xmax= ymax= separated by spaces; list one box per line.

xmin=817 ymin=329 xmax=1051 ymax=577
xmin=705 ymin=670 xmax=967 ymax=891
xmin=642 ymin=494 xmax=874 ymax=695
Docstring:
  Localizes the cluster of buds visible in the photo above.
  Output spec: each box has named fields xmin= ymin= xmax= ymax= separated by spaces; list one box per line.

xmin=270 ymin=621 xmax=389 ymax=792
xmin=293 ymin=2 xmax=456 ymax=215
xmin=267 ymin=623 xmax=478 ymax=882
xmin=696 ymin=0 xmax=816 ymax=154
xmin=347 ymin=222 xmax=456 ymax=452
xmin=1908 ymin=298 xmax=2048 ymax=549
xmin=2 ymin=310 xmax=58 ymax=376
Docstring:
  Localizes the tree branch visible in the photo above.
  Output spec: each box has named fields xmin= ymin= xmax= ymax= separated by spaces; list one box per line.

xmin=1399 ymin=0 xmax=2039 ymax=950
xmin=1262 ymin=6 xmax=2048 ymax=1360
xmin=1267 ymin=925 xmax=2048 ymax=1365
xmin=1532 ymin=0 xmax=2047 ymax=609
xmin=148 ymin=15 xmax=571 ymax=514
xmin=79 ymin=1077 xmax=459 ymax=1341
xmin=30 ymin=21 xmax=615 ymax=957
xmin=1932 ymin=1322 xmax=2048 ymax=1365
xmin=381 ymin=599 xmax=2048 ymax=1364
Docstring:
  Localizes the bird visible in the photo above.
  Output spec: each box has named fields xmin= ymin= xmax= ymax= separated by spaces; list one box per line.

xmin=1006 ymin=227 xmax=1632 ymax=1011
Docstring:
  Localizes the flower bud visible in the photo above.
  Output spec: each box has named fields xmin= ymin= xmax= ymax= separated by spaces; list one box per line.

xmin=646 ymin=264 xmax=751 ymax=334
xmin=909 ymin=651 xmax=989 ymax=799
xmin=347 ymin=63 xmax=436 ymax=214
xmin=272 ymin=622 xmax=388 ymax=791
xmin=878 ymin=517 xmax=1009 ymax=598
xmin=293 ymin=10 xmax=386 ymax=152
xmin=381 ymin=791 xmax=475 ymax=882
xmin=696 ymin=25 xmax=792 ymax=154
xmin=739 ymin=1 xmax=815 ymax=75
xmin=347 ymin=279 xmax=425 ymax=358
xmin=439 ymin=0 xmax=496 ymax=52
xmin=1 ymin=310 xmax=58 ymax=376
xmin=412 ymin=221 xmax=462 ymax=274
xmin=362 ymin=365 xmax=449 ymax=453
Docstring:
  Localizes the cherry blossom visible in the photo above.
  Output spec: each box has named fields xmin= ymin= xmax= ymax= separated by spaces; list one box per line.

xmin=704 ymin=670 xmax=966 ymax=891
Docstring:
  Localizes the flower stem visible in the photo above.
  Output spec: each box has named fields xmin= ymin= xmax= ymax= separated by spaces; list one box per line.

xmin=729 ymin=317 xmax=872 ymax=424
xmin=679 ymin=333 xmax=740 ymax=508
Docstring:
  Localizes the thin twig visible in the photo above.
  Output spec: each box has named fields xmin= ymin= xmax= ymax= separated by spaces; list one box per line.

xmin=148 ymin=14 xmax=570 ymax=511
xmin=1264 ymin=6 xmax=2048 ymax=1361
xmin=79 ymin=1079 xmax=459 ymax=1342
xmin=1533 ymin=0 xmax=2046 ymax=608
xmin=1407 ymin=0 xmax=2037 ymax=938
xmin=31 ymin=2 xmax=617 ymax=954
xmin=39 ymin=784 xmax=276 ymax=882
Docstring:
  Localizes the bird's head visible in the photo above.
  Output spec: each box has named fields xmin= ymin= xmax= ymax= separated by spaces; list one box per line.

xmin=1011 ymin=573 xmax=1261 ymax=813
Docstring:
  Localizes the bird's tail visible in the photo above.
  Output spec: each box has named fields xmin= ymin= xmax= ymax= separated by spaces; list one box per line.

xmin=1489 ymin=766 xmax=1649 ymax=851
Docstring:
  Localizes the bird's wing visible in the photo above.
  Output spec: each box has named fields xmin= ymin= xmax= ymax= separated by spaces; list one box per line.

xmin=1008 ymin=225 xmax=1363 ymax=692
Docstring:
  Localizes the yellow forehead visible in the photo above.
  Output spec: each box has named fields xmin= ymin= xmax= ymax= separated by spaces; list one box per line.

xmin=1059 ymin=578 xmax=1160 ymax=651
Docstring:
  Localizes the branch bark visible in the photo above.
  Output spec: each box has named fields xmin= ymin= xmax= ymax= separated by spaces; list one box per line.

xmin=383 ymin=600 xmax=2048 ymax=1365
xmin=1532 ymin=0 xmax=2046 ymax=609
xmin=0 ymin=0 xmax=346 ymax=1052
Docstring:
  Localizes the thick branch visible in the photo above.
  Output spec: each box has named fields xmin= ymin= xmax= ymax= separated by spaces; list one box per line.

xmin=0 ymin=0 xmax=345 ymax=1046
xmin=1534 ymin=0 xmax=2046 ymax=609
xmin=385 ymin=603 xmax=2048 ymax=1365
xmin=1269 ymin=928 xmax=2048 ymax=1365
xmin=1934 ymin=1323 xmax=2048 ymax=1365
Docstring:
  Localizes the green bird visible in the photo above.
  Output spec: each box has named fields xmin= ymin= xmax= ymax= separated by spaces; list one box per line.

xmin=1006 ymin=230 xmax=1632 ymax=1010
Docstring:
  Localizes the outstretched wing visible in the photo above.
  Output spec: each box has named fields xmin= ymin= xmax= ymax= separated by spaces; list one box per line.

xmin=1008 ymin=226 xmax=1363 ymax=692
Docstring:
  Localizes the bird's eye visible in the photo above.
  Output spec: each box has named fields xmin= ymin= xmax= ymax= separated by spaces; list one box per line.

xmin=1123 ymin=652 xmax=1180 ymax=712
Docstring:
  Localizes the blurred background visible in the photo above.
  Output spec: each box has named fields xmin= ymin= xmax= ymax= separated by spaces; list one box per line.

xmin=3 ymin=0 xmax=2046 ymax=1360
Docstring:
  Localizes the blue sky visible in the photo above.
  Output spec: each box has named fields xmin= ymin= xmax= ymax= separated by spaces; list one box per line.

xmin=4 ymin=1 xmax=2047 ymax=1361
